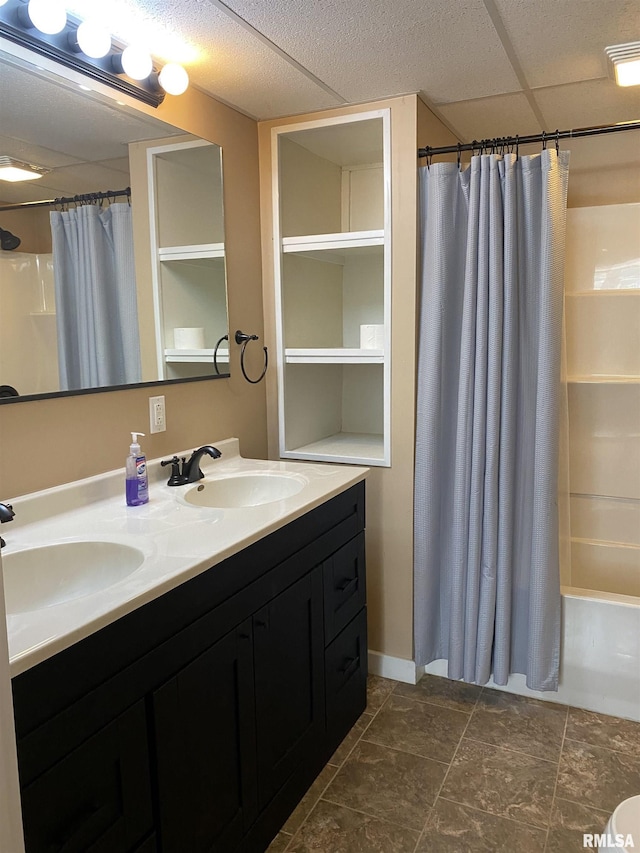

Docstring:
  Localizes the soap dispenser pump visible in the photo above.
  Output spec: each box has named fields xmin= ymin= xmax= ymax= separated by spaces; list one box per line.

xmin=126 ymin=431 xmax=149 ymax=506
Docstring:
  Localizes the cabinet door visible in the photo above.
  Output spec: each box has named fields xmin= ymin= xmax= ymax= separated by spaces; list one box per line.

xmin=20 ymin=701 xmax=152 ymax=853
xmin=253 ymin=566 xmax=325 ymax=808
xmin=151 ymin=620 xmax=257 ymax=853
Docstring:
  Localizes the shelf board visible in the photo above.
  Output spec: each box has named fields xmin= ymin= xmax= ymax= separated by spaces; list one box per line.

xmin=568 ymin=375 xmax=640 ymax=384
xmin=282 ymin=230 xmax=384 ymax=259
xmin=285 ymin=348 xmax=384 ymax=364
xmin=566 ymin=289 xmax=640 ymax=297
xmin=164 ymin=348 xmax=229 ymax=363
xmin=158 ymin=244 xmax=225 ymax=262
xmin=282 ymin=431 xmax=387 ymax=466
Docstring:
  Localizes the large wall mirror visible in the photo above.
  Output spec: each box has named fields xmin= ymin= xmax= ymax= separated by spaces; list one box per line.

xmin=0 ymin=46 xmax=230 ymax=404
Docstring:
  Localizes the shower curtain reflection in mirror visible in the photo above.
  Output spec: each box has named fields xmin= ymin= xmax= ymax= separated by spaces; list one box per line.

xmin=51 ymin=202 xmax=141 ymax=390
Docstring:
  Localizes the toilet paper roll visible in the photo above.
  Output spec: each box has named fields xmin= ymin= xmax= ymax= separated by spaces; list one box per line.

xmin=360 ymin=324 xmax=384 ymax=350
xmin=174 ymin=327 xmax=205 ymax=349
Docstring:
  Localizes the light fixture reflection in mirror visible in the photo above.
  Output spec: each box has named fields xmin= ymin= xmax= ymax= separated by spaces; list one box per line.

xmin=0 ymin=48 xmax=230 ymax=403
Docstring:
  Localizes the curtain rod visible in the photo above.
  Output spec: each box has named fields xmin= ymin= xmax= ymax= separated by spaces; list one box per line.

xmin=0 ymin=187 xmax=131 ymax=213
xmin=417 ymin=120 xmax=640 ymax=159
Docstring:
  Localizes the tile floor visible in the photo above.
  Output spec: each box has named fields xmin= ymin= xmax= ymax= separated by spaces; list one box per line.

xmin=268 ymin=674 xmax=640 ymax=852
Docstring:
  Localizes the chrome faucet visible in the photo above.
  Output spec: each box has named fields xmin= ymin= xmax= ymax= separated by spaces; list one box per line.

xmin=0 ymin=501 xmax=15 ymax=549
xmin=161 ymin=446 xmax=222 ymax=486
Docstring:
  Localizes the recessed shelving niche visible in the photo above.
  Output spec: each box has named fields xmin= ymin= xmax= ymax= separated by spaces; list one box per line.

xmin=272 ymin=110 xmax=391 ymax=466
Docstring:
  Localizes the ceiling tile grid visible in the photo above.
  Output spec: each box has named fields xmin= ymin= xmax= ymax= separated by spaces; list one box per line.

xmin=532 ymin=78 xmax=640 ymax=130
xmin=222 ymin=0 xmax=522 ymax=106
xmin=493 ymin=0 xmax=640 ymax=89
xmin=436 ymin=91 xmax=543 ymax=141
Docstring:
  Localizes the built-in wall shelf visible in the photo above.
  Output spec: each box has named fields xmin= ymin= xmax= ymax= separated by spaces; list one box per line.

xmin=164 ymin=348 xmax=229 ymax=364
xmin=272 ymin=109 xmax=391 ymax=467
xmin=566 ymin=289 xmax=640 ymax=296
xmin=282 ymin=231 xmax=384 ymax=257
xmin=568 ymin=375 xmax=640 ymax=384
xmin=147 ymin=138 xmax=229 ymax=381
xmin=158 ymin=244 xmax=225 ymax=262
xmin=285 ymin=348 xmax=384 ymax=364
xmin=283 ymin=432 xmax=385 ymax=465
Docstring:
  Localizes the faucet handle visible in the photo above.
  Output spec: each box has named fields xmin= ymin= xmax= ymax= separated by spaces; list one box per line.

xmin=161 ymin=457 xmax=187 ymax=487
xmin=0 ymin=502 xmax=14 ymax=523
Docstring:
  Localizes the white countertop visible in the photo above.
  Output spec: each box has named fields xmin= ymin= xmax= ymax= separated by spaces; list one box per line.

xmin=3 ymin=439 xmax=368 ymax=676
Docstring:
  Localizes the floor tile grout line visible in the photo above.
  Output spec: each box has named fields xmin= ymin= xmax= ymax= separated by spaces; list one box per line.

xmin=550 ymin=794 xmax=613 ymax=817
xmin=319 ymin=792 xmax=427 ymax=835
xmin=461 ymin=733 xmax=563 ymax=764
xmin=437 ymin=794 xmax=551 ymax=833
xmin=562 ymin=733 xmax=640 ymax=759
xmin=411 ymin=687 xmax=480 ymax=853
xmin=543 ymin=705 xmax=569 ymax=853
xmin=358 ymin=733 xmax=451 ymax=766
xmin=388 ymin=691 xmax=474 ymax=722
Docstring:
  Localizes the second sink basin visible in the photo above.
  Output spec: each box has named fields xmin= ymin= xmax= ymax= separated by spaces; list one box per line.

xmin=3 ymin=541 xmax=145 ymax=614
xmin=183 ymin=472 xmax=307 ymax=508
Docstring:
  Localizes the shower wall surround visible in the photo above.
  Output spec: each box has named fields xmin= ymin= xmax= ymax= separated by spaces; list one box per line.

xmin=0 ymin=252 xmax=58 ymax=396
xmin=565 ymin=202 xmax=640 ymax=597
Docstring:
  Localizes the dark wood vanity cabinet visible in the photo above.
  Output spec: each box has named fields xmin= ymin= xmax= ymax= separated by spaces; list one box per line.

xmin=11 ymin=482 xmax=367 ymax=853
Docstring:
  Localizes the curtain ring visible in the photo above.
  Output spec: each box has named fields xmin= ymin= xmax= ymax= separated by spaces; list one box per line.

xmin=541 ymin=130 xmax=547 ymax=150
xmin=456 ymin=142 xmax=461 ymax=171
xmin=235 ymin=330 xmax=268 ymax=384
xmin=515 ymin=135 xmax=519 ymax=161
xmin=213 ymin=333 xmax=228 ymax=376
xmin=555 ymin=130 xmax=560 ymax=154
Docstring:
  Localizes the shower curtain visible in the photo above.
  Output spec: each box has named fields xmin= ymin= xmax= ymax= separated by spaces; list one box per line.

xmin=51 ymin=202 xmax=141 ymax=390
xmin=414 ymin=149 xmax=570 ymax=691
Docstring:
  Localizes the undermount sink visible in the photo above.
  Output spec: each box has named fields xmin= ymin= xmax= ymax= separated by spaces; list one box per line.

xmin=183 ymin=472 xmax=307 ymax=508
xmin=2 ymin=541 xmax=145 ymax=614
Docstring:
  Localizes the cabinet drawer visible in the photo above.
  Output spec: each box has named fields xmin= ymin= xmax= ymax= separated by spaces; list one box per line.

xmin=325 ymin=608 xmax=368 ymax=755
xmin=20 ymin=701 xmax=152 ymax=853
xmin=323 ymin=533 xmax=366 ymax=644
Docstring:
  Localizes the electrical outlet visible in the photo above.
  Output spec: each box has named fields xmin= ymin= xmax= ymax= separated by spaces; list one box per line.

xmin=149 ymin=395 xmax=166 ymax=434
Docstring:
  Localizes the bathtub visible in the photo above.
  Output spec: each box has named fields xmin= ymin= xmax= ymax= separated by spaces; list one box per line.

xmin=418 ymin=584 xmax=640 ymax=723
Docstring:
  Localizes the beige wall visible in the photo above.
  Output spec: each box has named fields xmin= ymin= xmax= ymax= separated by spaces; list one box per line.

xmin=0 ymin=86 xmax=267 ymax=498
xmin=259 ymin=96 xmax=458 ymax=662
xmin=0 ymin=208 xmax=50 ymax=254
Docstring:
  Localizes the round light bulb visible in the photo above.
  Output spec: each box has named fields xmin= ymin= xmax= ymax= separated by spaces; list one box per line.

xmin=120 ymin=46 xmax=153 ymax=81
xmin=76 ymin=21 xmax=111 ymax=59
xmin=158 ymin=63 xmax=189 ymax=96
xmin=27 ymin=0 xmax=67 ymax=35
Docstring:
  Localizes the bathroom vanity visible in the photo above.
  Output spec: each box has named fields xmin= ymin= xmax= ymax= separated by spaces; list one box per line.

xmin=5 ymin=441 xmax=368 ymax=852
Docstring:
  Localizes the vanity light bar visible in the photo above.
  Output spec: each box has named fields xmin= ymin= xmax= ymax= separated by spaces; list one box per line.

xmin=0 ymin=0 xmax=188 ymax=107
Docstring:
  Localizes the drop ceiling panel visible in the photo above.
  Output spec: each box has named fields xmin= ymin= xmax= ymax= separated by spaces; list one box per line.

xmin=71 ymin=0 xmax=342 ymax=119
xmin=534 ymin=80 xmax=640 ymax=130
xmin=223 ymin=0 xmax=521 ymax=105
xmin=0 ymin=134 xmax=82 ymax=170
xmin=437 ymin=92 xmax=542 ymax=142
xmin=493 ymin=0 xmax=640 ymax=88
xmin=0 ymin=61 xmax=182 ymax=162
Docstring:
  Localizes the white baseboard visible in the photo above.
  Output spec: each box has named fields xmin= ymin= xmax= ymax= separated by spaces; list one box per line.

xmin=367 ymin=650 xmax=424 ymax=684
